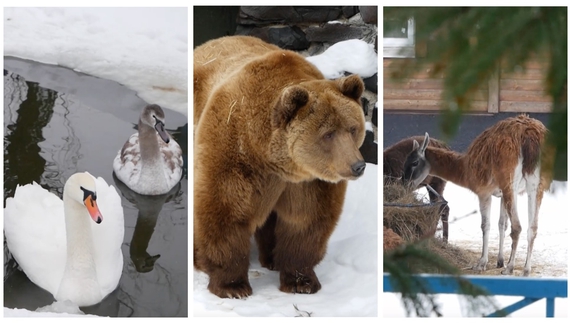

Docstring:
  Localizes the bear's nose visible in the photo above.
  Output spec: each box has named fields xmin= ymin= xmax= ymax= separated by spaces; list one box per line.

xmin=351 ymin=160 xmax=366 ymax=177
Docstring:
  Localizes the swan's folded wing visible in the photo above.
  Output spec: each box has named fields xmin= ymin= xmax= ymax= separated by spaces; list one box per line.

xmin=160 ymin=137 xmax=184 ymax=187
xmin=89 ymin=175 xmax=125 ymax=297
xmin=113 ymin=133 xmax=141 ymax=185
xmin=3 ymin=182 xmax=66 ymax=296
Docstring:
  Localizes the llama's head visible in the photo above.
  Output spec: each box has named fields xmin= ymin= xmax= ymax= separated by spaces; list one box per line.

xmin=402 ymin=132 xmax=432 ymax=188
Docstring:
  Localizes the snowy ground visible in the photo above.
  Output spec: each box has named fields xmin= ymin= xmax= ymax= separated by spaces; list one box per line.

xmin=3 ymin=7 xmax=188 ymax=116
xmin=193 ymin=164 xmax=378 ymax=317
xmin=384 ymin=181 xmax=569 ymax=317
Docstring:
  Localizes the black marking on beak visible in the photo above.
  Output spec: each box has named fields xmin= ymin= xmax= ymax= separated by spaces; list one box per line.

xmin=80 ymin=186 xmax=97 ymax=206
xmin=153 ymin=116 xmax=170 ymax=144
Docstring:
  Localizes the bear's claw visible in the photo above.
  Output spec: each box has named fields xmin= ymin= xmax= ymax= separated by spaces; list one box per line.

xmin=209 ymin=281 xmax=252 ymax=299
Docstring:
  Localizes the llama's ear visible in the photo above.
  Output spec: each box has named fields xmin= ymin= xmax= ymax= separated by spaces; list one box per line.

xmin=419 ymin=132 xmax=430 ymax=154
xmin=272 ymin=86 xmax=309 ymax=128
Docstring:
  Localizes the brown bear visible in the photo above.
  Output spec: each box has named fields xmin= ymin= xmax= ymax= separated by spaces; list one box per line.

xmin=193 ymin=35 xmax=367 ymax=299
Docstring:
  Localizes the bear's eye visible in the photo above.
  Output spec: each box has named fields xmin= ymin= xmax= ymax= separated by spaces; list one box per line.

xmin=323 ymin=131 xmax=335 ymax=141
xmin=349 ymin=126 xmax=357 ymax=135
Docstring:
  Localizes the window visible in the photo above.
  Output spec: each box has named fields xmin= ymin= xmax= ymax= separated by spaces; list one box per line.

xmin=383 ymin=18 xmax=415 ymax=58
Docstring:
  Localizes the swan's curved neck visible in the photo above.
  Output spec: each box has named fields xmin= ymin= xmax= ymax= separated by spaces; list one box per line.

xmin=138 ymin=119 xmax=161 ymax=163
xmin=62 ymin=194 xmax=98 ymax=279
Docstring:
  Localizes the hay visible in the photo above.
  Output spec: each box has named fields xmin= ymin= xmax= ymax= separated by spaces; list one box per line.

xmin=383 ymin=176 xmax=480 ymax=274
xmin=383 ymin=176 xmax=441 ymax=242
xmin=426 ymin=239 xmax=476 ymax=273
xmin=384 ymin=226 xmax=405 ymax=251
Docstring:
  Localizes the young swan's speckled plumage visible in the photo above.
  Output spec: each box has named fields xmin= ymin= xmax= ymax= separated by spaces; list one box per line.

xmin=113 ymin=104 xmax=183 ymax=195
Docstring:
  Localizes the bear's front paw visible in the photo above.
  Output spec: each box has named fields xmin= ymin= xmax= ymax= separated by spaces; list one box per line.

xmin=279 ymin=269 xmax=321 ymax=294
xmin=208 ymin=280 xmax=253 ymax=299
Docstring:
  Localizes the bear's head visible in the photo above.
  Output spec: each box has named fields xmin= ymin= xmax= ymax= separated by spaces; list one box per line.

xmin=272 ymin=74 xmax=367 ymax=183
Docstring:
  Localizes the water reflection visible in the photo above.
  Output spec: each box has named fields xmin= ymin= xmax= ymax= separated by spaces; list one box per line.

xmin=40 ymin=94 xmax=85 ymax=193
xmin=3 ymin=61 xmax=188 ymax=317
xmin=4 ymin=72 xmax=56 ymax=203
xmin=113 ymin=173 xmax=182 ymax=273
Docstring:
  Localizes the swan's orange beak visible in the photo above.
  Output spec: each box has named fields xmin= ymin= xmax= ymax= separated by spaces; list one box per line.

xmin=84 ymin=195 xmax=103 ymax=224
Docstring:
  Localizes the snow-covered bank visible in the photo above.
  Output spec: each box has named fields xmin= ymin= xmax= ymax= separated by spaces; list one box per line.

xmin=4 ymin=7 xmax=188 ymax=115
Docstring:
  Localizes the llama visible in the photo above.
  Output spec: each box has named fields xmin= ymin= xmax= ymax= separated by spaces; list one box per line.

xmin=402 ymin=114 xmax=553 ymax=276
xmin=384 ymin=136 xmax=451 ymax=242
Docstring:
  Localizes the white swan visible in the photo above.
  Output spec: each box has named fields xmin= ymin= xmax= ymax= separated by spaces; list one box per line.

xmin=3 ymin=172 xmax=124 ymax=307
xmin=113 ymin=104 xmax=183 ymax=195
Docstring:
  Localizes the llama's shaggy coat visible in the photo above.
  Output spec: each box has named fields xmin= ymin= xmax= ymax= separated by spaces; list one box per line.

xmin=403 ymin=114 xmax=553 ymax=276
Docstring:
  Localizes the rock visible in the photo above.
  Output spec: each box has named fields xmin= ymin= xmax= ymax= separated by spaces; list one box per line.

xmin=371 ymin=103 xmax=378 ymax=128
xmin=360 ymin=129 xmax=377 ymax=165
xmin=342 ymin=6 xmax=359 ymax=18
xmin=361 ymin=97 xmax=369 ymax=116
xmin=363 ymin=73 xmax=378 ymax=94
xmin=238 ymin=6 xmax=301 ymax=25
xmin=305 ymin=23 xmax=365 ymax=43
xmin=238 ymin=6 xmax=343 ymax=25
xmin=236 ymin=25 xmax=309 ymax=50
xmin=359 ymin=6 xmax=378 ymax=25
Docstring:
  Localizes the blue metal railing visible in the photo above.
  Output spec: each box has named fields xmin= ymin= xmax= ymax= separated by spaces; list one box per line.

xmin=383 ymin=273 xmax=568 ymax=317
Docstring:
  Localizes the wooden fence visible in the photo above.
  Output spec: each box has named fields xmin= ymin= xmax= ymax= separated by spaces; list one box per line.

xmin=383 ymin=273 xmax=568 ymax=317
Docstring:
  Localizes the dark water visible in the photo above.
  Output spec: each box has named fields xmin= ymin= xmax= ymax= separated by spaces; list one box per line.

xmin=3 ymin=57 xmax=188 ymax=317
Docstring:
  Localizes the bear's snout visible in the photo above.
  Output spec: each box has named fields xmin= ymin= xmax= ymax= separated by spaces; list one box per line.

xmin=351 ymin=160 xmax=366 ymax=177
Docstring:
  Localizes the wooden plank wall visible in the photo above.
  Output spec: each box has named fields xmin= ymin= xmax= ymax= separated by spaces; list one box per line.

xmin=383 ymin=58 xmax=552 ymax=113
xmin=499 ymin=60 xmax=552 ymax=113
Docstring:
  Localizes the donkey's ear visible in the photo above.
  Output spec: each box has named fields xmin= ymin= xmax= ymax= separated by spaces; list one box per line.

xmin=419 ymin=132 xmax=430 ymax=154
xmin=412 ymin=140 xmax=419 ymax=151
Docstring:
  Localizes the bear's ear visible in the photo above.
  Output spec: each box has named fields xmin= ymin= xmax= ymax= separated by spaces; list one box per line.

xmin=272 ymin=86 xmax=309 ymax=128
xmin=336 ymin=74 xmax=364 ymax=101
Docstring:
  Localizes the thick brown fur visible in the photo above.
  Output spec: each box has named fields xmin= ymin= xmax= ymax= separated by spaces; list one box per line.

xmin=383 ymin=136 xmax=451 ymax=242
xmin=193 ymin=35 xmax=366 ymax=298
xmin=403 ymin=114 xmax=554 ymax=276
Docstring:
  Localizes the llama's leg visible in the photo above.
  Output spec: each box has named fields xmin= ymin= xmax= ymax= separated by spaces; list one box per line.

xmin=473 ymin=195 xmax=492 ymax=272
xmin=502 ymin=187 xmax=521 ymax=275
xmin=522 ymin=171 xmax=544 ymax=276
xmin=497 ymin=198 xmax=508 ymax=268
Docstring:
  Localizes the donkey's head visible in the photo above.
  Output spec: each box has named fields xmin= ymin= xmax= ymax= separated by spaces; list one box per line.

xmin=402 ymin=132 xmax=432 ymax=188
